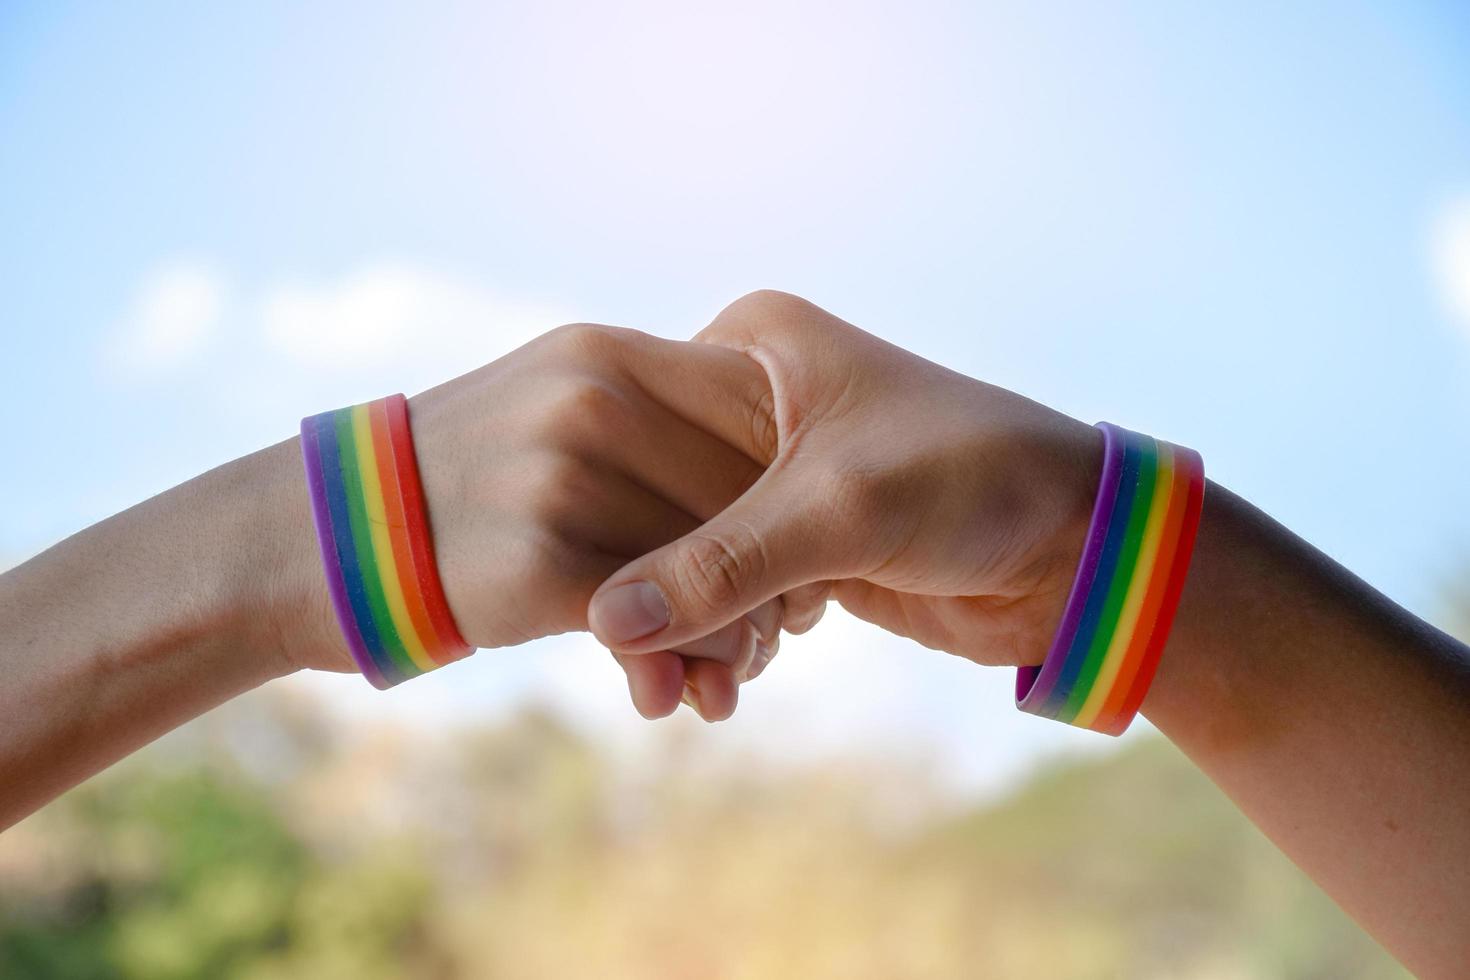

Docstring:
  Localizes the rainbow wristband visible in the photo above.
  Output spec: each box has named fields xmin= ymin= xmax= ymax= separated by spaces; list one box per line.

xmin=1016 ymin=422 xmax=1205 ymax=735
xmin=301 ymin=394 xmax=473 ymax=689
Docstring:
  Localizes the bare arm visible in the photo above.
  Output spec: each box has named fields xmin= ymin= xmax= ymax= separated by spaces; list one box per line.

xmin=593 ymin=290 xmax=1470 ymax=977
xmin=0 ymin=441 xmax=323 ymax=828
xmin=1146 ymin=484 xmax=1470 ymax=978
xmin=0 ymin=323 xmax=788 ymax=829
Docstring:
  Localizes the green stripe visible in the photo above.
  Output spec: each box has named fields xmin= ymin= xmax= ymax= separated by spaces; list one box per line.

xmin=1060 ymin=434 xmax=1159 ymax=721
xmin=334 ymin=409 xmax=417 ymax=679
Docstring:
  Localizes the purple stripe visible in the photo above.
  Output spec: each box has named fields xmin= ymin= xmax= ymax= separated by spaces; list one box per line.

xmin=1016 ymin=422 xmax=1126 ymax=709
xmin=300 ymin=415 xmax=390 ymax=690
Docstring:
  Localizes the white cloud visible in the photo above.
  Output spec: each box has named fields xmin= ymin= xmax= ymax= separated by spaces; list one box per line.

xmin=101 ymin=259 xmax=575 ymax=425
xmin=1432 ymin=195 xmax=1470 ymax=340
xmin=260 ymin=264 xmax=565 ymax=370
xmin=107 ymin=260 xmax=225 ymax=372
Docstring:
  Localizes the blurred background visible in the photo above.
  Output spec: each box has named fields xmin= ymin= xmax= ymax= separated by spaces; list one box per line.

xmin=3 ymin=1 xmax=1468 ymax=976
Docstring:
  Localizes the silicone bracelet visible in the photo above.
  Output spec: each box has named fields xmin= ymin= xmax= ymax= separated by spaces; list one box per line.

xmin=1016 ymin=422 xmax=1204 ymax=734
xmin=301 ymin=395 xmax=473 ymax=688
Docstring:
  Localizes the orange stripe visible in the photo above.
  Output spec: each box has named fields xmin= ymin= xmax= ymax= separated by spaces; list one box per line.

xmin=1094 ymin=448 xmax=1190 ymax=727
xmin=368 ymin=399 xmax=442 ymax=661
xmin=1098 ymin=449 xmax=1206 ymax=734
xmin=383 ymin=396 xmax=470 ymax=660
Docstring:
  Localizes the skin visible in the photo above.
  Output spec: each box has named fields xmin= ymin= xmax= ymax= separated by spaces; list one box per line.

xmin=591 ymin=290 xmax=1470 ymax=977
xmin=0 ymin=323 xmax=822 ymax=827
xmin=3 ymin=290 xmax=1466 ymax=974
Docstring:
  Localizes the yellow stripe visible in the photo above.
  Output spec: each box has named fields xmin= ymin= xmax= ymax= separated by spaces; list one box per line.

xmin=1073 ymin=443 xmax=1176 ymax=730
xmin=352 ymin=404 xmax=437 ymax=672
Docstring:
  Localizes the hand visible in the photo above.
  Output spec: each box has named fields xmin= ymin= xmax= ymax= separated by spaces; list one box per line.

xmin=286 ymin=323 xmax=809 ymax=717
xmin=590 ymin=291 xmax=1103 ymax=710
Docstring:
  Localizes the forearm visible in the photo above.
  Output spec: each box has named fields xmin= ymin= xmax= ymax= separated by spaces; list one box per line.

xmin=1143 ymin=484 xmax=1470 ymax=977
xmin=0 ymin=439 xmax=334 ymax=828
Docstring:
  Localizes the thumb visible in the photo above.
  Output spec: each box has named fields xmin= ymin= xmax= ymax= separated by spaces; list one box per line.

xmin=589 ymin=470 xmax=830 ymax=654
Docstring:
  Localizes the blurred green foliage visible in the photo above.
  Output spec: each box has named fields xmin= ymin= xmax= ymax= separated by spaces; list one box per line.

xmin=0 ymin=767 xmax=435 ymax=980
xmin=0 ymin=692 xmax=1406 ymax=979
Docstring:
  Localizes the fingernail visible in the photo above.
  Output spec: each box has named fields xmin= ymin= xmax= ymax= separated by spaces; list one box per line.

xmin=732 ymin=617 xmax=761 ymax=679
xmin=682 ymin=680 xmax=705 ymax=719
xmin=745 ymin=638 xmax=776 ymax=681
xmin=593 ymin=581 xmax=670 ymax=644
xmin=747 ymin=601 xmax=781 ymax=642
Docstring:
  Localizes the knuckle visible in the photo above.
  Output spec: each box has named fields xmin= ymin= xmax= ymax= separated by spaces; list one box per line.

xmin=732 ymin=289 xmax=806 ymax=318
xmin=546 ymin=322 xmax=629 ymax=362
xmin=544 ymin=321 xmax=598 ymax=353
xmin=540 ymin=373 xmax=633 ymax=441
xmin=710 ymin=290 xmax=812 ymax=339
xmin=674 ymin=526 xmax=766 ymax=615
xmin=564 ymin=374 xmax=628 ymax=422
xmin=528 ymin=447 xmax=588 ymax=491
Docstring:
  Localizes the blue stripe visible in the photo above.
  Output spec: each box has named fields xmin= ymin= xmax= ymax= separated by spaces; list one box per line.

xmin=1044 ymin=428 xmax=1145 ymax=717
xmin=312 ymin=410 xmax=407 ymax=686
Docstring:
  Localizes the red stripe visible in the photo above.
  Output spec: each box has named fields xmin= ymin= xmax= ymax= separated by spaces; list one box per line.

xmin=1094 ymin=454 xmax=1189 ymax=727
xmin=384 ymin=394 xmax=472 ymax=660
xmin=368 ymin=399 xmax=442 ymax=663
xmin=1098 ymin=448 xmax=1206 ymax=735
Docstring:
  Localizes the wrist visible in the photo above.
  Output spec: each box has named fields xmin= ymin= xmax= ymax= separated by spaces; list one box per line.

xmin=291 ymin=394 xmax=477 ymax=685
xmin=1009 ymin=412 xmax=1107 ymax=620
xmin=1041 ymin=416 xmax=1107 ymax=567
xmin=1012 ymin=421 xmax=1208 ymax=732
xmin=221 ymin=438 xmax=352 ymax=678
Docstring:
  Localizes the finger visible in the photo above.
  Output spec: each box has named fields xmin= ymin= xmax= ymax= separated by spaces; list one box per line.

xmin=779 ymin=580 xmax=833 ymax=635
xmin=592 ymin=389 xmax=766 ymax=526
xmin=611 ymin=331 xmax=779 ymax=465
xmin=539 ymin=466 xmax=699 ymax=560
xmin=745 ymin=596 xmax=783 ymax=648
xmin=682 ymin=657 xmax=739 ymax=722
xmin=617 ymin=602 xmax=775 ymax=714
xmin=613 ymin=649 xmax=685 ymax=719
xmin=743 ymin=632 xmax=781 ymax=682
xmin=831 ymin=578 xmax=911 ymax=635
xmin=539 ymin=384 xmax=766 ymax=550
xmin=589 ymin=467 xmax=836 ymax=654
xmin=694 ymin=290 xmax=869 ymax=359
xmin=668 ymin=613 xmax=762 ymax=672
xmin=567 ymin=461 xmax=784 ymax=715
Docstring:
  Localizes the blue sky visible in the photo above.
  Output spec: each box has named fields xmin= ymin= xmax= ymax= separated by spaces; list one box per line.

xmin=4 ymin=1 xmax=1469 ymax=792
